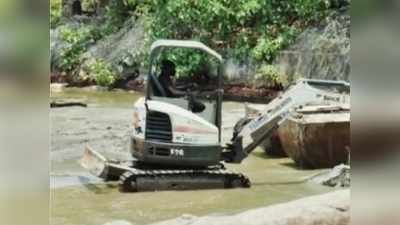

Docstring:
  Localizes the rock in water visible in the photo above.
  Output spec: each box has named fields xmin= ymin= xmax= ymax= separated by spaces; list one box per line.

xmin=103 ymin=220 xmax=133 ymax=225
xmin=150 ymin=190 xmax=350 ymax=225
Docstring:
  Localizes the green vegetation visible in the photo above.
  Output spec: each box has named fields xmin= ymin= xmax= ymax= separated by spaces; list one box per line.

xmin=159 ymin=49 xmax=219 ymax=78
xmin=148 ymin=0 xmax=331 ymax=61
xmin=100 ymin=1 xmax=135 ymax=35
xmin=50 ymin=0 xmax=62 ymax=28
xmin=255 ymin=64 xmax=281 ymax=86
xmin=144 ymin=0 xmax=333 ymax=79
xmin=81 ymin=0 xmax=97 ymax=12
xmin=52 ymin=0 xmax=341 ymax=87
xmin=86 ymin=59 xmax=117 ymax=87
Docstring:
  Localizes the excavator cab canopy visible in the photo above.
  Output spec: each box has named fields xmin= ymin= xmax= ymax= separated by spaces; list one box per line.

xmin=146 ymin=39 xmax=224 ymax=132
xmin=147 ymin=40 xmax=224 ymax=98
xmin=149 ymin=40 xmax=223 ymax=62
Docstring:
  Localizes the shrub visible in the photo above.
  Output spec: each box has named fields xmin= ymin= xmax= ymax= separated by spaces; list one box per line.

xmin=86 ymin=59 xmax=117 ymax=87
xmin=98 ymin=0 xmax=140 ymax=37
xmin=252 ymin=26 xmax=300 ymax=62
xmin=81 ymin=0 xmax=97 ymax=12
xmin=254 ymin=64 xmax=281 ymax=87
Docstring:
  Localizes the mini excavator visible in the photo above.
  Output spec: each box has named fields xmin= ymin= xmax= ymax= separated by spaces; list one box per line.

xmin=80 ymin=40 xmax=350 ymax=192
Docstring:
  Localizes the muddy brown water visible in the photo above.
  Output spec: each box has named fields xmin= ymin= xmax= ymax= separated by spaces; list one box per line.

xmin=50 ymin=88 xmax=332 ymax=225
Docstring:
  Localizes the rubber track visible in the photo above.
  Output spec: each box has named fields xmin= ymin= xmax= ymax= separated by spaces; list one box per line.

xmin=119 ymin=168 xmax=251 ymax=192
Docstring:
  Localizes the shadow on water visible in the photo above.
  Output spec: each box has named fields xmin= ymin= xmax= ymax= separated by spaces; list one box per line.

xmin=280 ymin=161 xmax=300 ymax=169
xmin=51 ymin=87 xmax=143 ymax=108
xmin=279 ymin=162 xmax=315 ymax=171
xmin=252 ymin=150 xmax=288 ymax=160
xmin=252 ymin=151 xmax=272 ymax=159
xmin=252 ymin=180 xmax=308 ymax=186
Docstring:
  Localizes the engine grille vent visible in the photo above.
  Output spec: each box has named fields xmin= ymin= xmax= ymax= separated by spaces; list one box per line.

xmin=145 ymin=111 xmax=172 ymax=142
xmin=148 ymin=147 xmax=171 ymax=156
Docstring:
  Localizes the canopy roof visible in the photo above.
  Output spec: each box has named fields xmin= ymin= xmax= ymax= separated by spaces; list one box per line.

xmin=150 ymin=39 xmax=223 ymax=62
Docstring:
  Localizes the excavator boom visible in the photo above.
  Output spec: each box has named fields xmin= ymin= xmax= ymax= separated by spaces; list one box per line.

xmin=223 ymin=79 xmax=350 ymax=163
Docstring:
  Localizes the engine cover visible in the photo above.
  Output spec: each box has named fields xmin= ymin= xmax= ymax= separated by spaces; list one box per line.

xmin=130 ymin=98 xmax=221 ymax=167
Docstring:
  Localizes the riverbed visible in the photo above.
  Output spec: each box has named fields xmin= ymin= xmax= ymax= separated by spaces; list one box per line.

xmin=50 ymin=88 xmax=331 ymax=225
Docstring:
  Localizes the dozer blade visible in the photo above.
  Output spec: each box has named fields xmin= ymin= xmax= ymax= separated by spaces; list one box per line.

xmin=80 ymin=146 xmax=108 ymax=178
xmin=79 ymin=146 xmax=128 ymax=181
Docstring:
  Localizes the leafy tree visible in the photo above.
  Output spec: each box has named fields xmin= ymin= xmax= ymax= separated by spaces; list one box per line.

xmin=51 ymin=0 xmax=338 ymax=81
xmin=142 ymin=0 xmax=331 ymax=76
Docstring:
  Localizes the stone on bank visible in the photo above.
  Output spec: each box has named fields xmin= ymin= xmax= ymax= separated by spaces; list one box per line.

xmin=150 ymin=190 xmax=349 ymax=225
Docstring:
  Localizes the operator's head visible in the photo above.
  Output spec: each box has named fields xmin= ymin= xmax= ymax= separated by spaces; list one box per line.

xmin=161 ymin=59 xmax=176 ymax=77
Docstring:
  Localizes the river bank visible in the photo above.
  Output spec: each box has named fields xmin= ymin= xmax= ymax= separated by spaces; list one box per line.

xmin=50 ymin=80 xmax=281 ymax=104
xmin=149 ymin=189 xmax=349 ymax=225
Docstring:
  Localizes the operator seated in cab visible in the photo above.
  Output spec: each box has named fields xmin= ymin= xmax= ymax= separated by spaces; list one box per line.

xmin=156 ymin=59 xmax=205 ymax=113
xmin=157 ymin=59 xmax=187 ymax=98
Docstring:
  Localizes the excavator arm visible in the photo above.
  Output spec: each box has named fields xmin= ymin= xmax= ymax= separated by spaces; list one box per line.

xmin=222 ymin=79 xmax=350 ymax=163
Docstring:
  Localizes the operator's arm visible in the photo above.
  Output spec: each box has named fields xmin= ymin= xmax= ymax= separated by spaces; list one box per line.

xmin=166 ymin=84 xmax=187 ymax=97
xmin=170 ymin=81 xmax=199 ymax=97
xmin=176 ymin=82 xmax=199 ymax=91
xmin=175 ymin=83 xmax=192 ymax=90
xmin=159 ymin=75 xmax=187 ymax=97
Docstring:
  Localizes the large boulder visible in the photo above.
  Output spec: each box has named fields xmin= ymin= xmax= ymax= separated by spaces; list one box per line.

xmin=274 ymin=7 xmax=350 ymax=83
xmin=224 ymin=5 xmax=350 ymax=88
xmin=81 ymin=18 xmax=146 ymax=80
xmin=150 ymin=190 xmax=350 ymax=225
xmin=51 ymin=16 xmax=146 ymax=87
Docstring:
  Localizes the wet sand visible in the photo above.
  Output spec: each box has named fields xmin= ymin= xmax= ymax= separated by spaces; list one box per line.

xmin=50 ymin=88 xmax=332 ymax=225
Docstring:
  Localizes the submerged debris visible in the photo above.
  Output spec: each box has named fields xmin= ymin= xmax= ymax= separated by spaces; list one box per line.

xmin=50 ymin=101 xmax=87 ymax=108
xmin=312 ymin=164 xmax=350 ymax=187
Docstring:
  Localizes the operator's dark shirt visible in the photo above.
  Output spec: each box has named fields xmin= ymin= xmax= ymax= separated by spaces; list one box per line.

xmin=158 ymin=74 xmax=174 ymax=97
